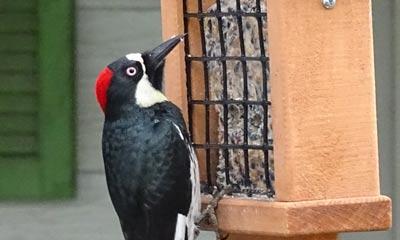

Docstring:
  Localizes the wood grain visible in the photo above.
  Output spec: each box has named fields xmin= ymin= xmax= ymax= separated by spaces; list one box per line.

xmin=161 ymin=0 xmax=188 ymax=121
xmin=201 ymin=195 xmax=391 ymax=236
xmin=162 ymin=0 xmax=392 ymax=237
xmin=163 ymin=0 xmax=219 ymax=184
xmin=268 ymin=0 xmax=380 ymax=201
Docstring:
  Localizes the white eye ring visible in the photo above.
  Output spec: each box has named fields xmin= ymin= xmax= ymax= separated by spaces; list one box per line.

xmin=126 ymin=67 xmax=137 ymax=76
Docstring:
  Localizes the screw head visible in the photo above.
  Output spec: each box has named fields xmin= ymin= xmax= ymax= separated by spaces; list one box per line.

xmin=321 ymin=0 xmax=336 ymax=9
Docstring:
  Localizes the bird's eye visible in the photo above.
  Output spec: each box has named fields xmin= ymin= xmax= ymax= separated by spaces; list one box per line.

xmin=126 ymin=67 xmax=137 ymax=76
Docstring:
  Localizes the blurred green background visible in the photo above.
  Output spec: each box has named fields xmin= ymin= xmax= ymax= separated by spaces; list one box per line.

xmin=0 ymin=0 xmax=398 ymax=239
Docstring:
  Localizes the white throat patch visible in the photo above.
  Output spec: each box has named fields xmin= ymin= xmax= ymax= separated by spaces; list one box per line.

xmin=126 ymin=53 xmax=167 ymax=108
xmin=135 ymin=76 xmax=167 ymax=108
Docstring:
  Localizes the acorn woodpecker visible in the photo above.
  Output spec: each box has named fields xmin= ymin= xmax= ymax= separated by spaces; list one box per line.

xmin=95 ymin=35 xmax=201 ymax=240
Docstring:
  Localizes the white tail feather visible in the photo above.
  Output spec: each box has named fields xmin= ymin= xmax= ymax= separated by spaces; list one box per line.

xmin=174 ymin=214 xmax=187 ymax=240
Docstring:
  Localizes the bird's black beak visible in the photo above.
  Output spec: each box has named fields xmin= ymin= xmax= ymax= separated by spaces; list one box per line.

xmin=145 ymin=34 xmax=186 ymax=71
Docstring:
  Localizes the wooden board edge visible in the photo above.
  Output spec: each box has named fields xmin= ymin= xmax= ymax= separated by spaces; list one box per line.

xmin=227 ymin=233 xmax=338 ymax=240
xmin=200 ymin=195 xmax=391 ymax=236
xmin=161 ymin=0 xmax=188 ymax=122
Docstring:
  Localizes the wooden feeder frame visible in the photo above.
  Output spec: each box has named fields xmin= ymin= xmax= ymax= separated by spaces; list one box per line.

xmin=161 ymin=0 xmax=392 ymax=239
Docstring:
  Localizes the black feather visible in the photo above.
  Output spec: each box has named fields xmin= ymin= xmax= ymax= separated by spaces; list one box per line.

xmin=102 ymin=102 xmax=192 ymax=240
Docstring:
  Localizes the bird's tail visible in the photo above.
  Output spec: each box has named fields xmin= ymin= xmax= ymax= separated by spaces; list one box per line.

xmin=174 ymin=213 xmax=187 ymax=240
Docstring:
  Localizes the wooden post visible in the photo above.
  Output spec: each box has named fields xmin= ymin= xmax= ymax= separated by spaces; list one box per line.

xmin=162 ymin=0 xmax=219 ymax=184
xmin=269 ymin=0 xmax=379 ymax=201
xmin=161 ymin=0 xmax=188 ymax=121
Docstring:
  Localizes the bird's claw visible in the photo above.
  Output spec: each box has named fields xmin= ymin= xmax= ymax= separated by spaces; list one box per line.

xmin=216 ymin=231 xmax=230 ymax=240
xmin=196 ymin=186 xmax=233 ymax=239
xmin=194 ymin=228 xmax=200 ymax=238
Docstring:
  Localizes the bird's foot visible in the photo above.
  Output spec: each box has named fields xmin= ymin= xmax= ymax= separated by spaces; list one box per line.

xmin=197 ymin=186 xmax=233 ymax=239
xmin=216 ymin=231 xmax=230 ymax=240
xmin=197 ymin=185 xmax=232 ymax=224
xmin=194 ymin=227 xmax=200 ymax=238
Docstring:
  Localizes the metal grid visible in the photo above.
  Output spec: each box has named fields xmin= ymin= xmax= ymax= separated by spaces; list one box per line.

xmin=183 ymin=0 xmax=274 ymax=197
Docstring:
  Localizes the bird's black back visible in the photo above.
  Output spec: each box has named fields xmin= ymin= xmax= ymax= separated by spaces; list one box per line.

xmin=102 ymin=102 xmax=191 ymax=240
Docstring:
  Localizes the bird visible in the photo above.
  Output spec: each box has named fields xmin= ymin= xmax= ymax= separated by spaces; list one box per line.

xmin=203 ymin=0 xmax=274 ymax=196
xmin=94 ymin=35 xmax=201 ymax=240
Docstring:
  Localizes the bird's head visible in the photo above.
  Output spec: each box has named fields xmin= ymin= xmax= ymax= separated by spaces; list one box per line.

xmin=95 ymin=34 xmax=185 ymax=115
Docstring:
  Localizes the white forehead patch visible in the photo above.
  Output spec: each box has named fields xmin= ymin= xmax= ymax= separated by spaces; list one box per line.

xmin=126 ymin=53 xmax=146 ymax=72
xmin=126 ymin=53 xmax=143 ymax=62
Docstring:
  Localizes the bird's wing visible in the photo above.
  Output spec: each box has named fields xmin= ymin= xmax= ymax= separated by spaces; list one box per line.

xmin=141 ymin=119 xmax=191 ymax=209
xmin=171 ymin=122 xmax=201 ymax=240
xmin=123 ymin=119 xmax=192 ymax=239
xmin=160 ymin=102 xmax=201 ymax=240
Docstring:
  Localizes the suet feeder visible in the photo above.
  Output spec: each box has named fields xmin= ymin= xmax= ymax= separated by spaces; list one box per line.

xmin=161 ymin=0 xmax=392 ymax=239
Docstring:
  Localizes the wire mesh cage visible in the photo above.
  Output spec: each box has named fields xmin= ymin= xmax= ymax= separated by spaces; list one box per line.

xmin=183 ymin=0 xmax=274 ymax=197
